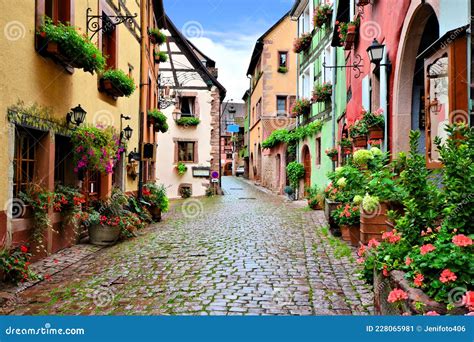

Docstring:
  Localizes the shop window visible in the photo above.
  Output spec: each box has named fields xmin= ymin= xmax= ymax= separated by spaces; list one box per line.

xmin=277 ymin=96 xmax=287 ymax=115
xmin=13 ymin=127 xmax=45 ymax=196
xmin=177 ymin=141 xmax=196 ymax=163
xmin=180 ymin=97 xmax=196 ymax=117
xmin=54 ymin=135 xmax=76 ymax=186
xmin=278 ymin=52 xmax=288 ymax=68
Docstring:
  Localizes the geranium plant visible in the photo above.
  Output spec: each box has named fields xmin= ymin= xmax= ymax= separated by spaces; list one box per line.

xmin=38 ymin=17 xmax=106 ymax=73
xmin=0 ymin=245 xmax=38 ymax=283
xmin=291 ymin=98 xmax=311 ymax=116
xmin=100 ymin=69 xmax=136 ymax=97
xmin=325 ymin=148 xmax=338 ymax=158
xmin=71 ymin=125 xmax=122 ymax=174
xmin=143 ymin=183 xmax=169 ymax=212
xmin=336 ymin=18 xmax=360 ymax=43
xmin=332 ymin=203 xmax=360 ymax=226
xmin=348 ymin=119 xmax=368 ymax=138
xmin=312 ymin=83 xmax=332 ymax=102
xmin=363 ymin=108 xmax=385 ymax=128
xmin=293 ymin=33 xmax=312 ymax=53
xmin=313 ymin=4 xmax=333 ymax=28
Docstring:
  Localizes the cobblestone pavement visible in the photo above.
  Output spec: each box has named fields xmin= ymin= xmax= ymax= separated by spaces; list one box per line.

xmin=1 ymin=177 xmax=374 ymax=315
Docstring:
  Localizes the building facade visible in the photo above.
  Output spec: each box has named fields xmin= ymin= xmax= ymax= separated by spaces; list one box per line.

xmin=246 ymin=13 xmax=298 ymax=194
xmin=155 ymin=16 xmax=226 ymax=199
xmin=0 ymin=0 xmax=164 ymax=257
xmin=220 ymin=102 xmax=245 ymax=176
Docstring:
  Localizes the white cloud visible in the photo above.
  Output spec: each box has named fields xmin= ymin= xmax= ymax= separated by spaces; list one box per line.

xmin=189 ymin=32 xmax=260 ymax=102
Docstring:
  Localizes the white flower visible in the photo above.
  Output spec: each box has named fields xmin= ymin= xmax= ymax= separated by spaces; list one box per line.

xmin=336 ymin=177 xmax=347 ymax=188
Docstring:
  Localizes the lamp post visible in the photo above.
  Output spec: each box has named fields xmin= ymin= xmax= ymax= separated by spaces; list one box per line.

xmin=366 ymin=38 xmax=391 ymax=68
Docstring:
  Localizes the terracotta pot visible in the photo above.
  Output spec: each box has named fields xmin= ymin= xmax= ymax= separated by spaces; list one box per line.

xmin=88 ymin=224 xmax=120 ymax=246
xmin=347 ymin=24 xmax=357 ymax=34
xmin=148 ymin=205 xmax=162 ymax=222
xmin=368 ymin=127 xmax=384 ymax=140
xmin=352 ymin=135 xmax=368 ymax=148
xmin=360 ymin=201 xmax=389 ymax=243
xmin=100 ymin=78 xmax=125 ymax=97
xmin=349 ymin=225 xmax=360 ymax=246
xmin=340 ymin=225 xmax=351 ymax=242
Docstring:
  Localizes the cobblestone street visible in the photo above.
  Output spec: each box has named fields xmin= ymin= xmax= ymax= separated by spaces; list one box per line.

xmin=1 ymin=177 xmax=373 ymax=316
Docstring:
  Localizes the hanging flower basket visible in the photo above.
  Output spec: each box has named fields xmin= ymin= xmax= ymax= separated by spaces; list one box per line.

xmin=313 ymin=4 xmax=333 ymax=29
xmin=312 ymin=83 xmax=332 ymax=103
xmin=293 ymin=33 xmax=312 ymax=53
xmin=337 ymin=18 xmax=360 ymax=50
xmin=291 ymin=98 xmax=311 ymax=116
xmin=99 ymin=69 xmax=136 ymax=98
xmin=368 ymin=126 xmax=384 ymax=140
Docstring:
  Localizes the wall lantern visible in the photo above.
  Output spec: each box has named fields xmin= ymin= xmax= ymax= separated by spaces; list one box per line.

xmin=367 ymin=38 xmax=385 ymax=65
xmin=123 ymin=125 xmax=133 ymax=140
xmin=66 ymin=104 xmax=87 ymax=127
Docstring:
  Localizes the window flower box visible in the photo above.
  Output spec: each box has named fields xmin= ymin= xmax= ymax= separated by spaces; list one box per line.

xmin=336 ymin=18 xmax=360 ymax=50
xmin=290 ymin=98 xmax=311 ymax=116
xmin=313 ymin=4 xmax=333 ymax=29
xmin=99 ymin=69 xmax=136 ymax=98
xmin=312 ymin=83 xmax=332 ymax=103
xmin=175 ymin=117 xmax=200 ymax=127
xmin=293 ymin=33 xmax=312 ymax=53
xmin=362 ymin=108 xmax=385 ymax=140
xmin=349 ymin=119 xmax=368 ymax=147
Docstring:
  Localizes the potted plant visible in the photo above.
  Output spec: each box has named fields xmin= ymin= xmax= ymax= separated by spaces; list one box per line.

xmin=154 ymin=51 xmax=168 ymax=63
xmin=85 ymin=209 xmax=120 ymax=246
xmin=353 ymin=149 xmax=374 ymax=169
xmin=142 ymin=183 xmax=169 ymax=222
xmin=312 ymin=83 xmax=332 ymax=103
xmin=176 ymin=162 xmax=188 ymax=176
xmin=326 ymin=147 xmax=338 ymax=162
xmin=37 ymin=17 xmax=106 ymax=74
xmin=99 ymin=69 xmax=136 ymax=97
xmin=278 ymin=66 xmax=288 ymax=74
xmin=148 ymin=28 xmax=166 ymax=45
xmin=293 ymin=33 xmax=312 ymax=53
xmin=148 ymin=109 xmax=168 ymax=133
xmin=363 ymin=108 xmax=385 ymax=140
xmin=284 ymin=186 xmax=295 ymax=201
xmin=306 ymin=185 xmax=324 ymax=210
xmin=349 ymin=119 xmax=368 ymax=148
xmin=175 ymin=117 xmax=201 ymax=126
xmin=332 ymin=203 xmax=360 ymax=246
xmin=339 ymin=138 xmax=353 ymax=155
xmin=313 ymin=4 xmax=333 ymax=29
xmin=290 ymin=98 xmax=311 ymax=116
xmin=336 ymin=18 xmax=360 ymax=50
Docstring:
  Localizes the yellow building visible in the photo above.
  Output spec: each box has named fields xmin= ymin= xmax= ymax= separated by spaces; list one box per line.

xmin=246 ymin=12 xmax=297 ymax=193
xmin=0 ymin=0 xmax=163 ymax=256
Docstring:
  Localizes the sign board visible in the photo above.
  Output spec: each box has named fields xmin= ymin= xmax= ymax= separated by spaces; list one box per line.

xmin=192 ymin=167 xmax=210 ymax=178
xmin=211 ymin=171 xmax=219 ymax=179
xmin=211 ymin=178 xmax=219 ymax=183
xmin=226 ymin=124 xmax=240 ymax=133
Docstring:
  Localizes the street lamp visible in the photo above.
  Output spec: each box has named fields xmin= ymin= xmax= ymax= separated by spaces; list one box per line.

xmin=366 ymin=38 xmax=385 ymax=66
xmin=122 ymin=125 xmax=133 ymax=140
xmin=66 ymin=104 xmax=87 ymax=127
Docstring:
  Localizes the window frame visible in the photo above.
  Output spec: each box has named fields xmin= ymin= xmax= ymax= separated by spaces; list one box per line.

xmin=278 ymin=51 xmax=288 ymax=68
xmin=177 ymin=141 xmax=197 ymax=163
xmin=276 ymin=96 xmax=287 ymax=115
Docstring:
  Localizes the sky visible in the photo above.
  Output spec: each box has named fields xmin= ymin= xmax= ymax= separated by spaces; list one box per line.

xmin=163 ymin=0 xmax=295 ymax=102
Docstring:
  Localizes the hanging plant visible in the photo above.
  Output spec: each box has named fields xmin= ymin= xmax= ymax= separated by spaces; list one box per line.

xmin=312 ymin=83 xmax=332 ymax=102
xmin=37 ymin=17 xmax=106 ymax=73
xmin=148 ymin=28 xmax=166 ymax=45
xmin=313 ymin=4 xmax=333 ymax=29
xmin=148 ymin=109 xmax=168 ymax=133
xmin=154 ymin=51 xmax=168 ymax=63
xmin=290 ymin=98 xmax=311 ymax=116
xmin=100 ymin=69 xmax=136 ymax=97
xmin=293 ymin=33 xmax=312 ymax=53
xmin=176 ymin=162 xmax=188 ymax=176
xmin=175 ymin=117 xmax=200 ymax=126
xmin=71 ymin=125 xmax=123 ymax=174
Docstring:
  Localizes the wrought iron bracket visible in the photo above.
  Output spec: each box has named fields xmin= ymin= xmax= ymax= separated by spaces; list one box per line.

xmin=86 ymin=7 xmax=137 ymax=39
xmin=322 ymin=53 xmax=364 ymax=79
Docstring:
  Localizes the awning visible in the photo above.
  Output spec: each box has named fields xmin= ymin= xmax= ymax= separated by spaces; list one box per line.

xmin=417 ymin=25 xmax=470 ymax=60
xmin=331 ymin=0 xmax=350 ymax=47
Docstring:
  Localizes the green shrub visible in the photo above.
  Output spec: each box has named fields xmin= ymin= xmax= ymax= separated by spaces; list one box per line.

xmin=286 ymin=162 xmax=305 ymax=190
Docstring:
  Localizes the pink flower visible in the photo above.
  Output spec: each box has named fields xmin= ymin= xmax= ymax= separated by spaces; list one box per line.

xmin=382 ymin=265 xmax=389 ymax=277
xmin=387 ymin=288 xmax=408 ymax=303
xmin=382 ymin=231 xmax=401 ymax=244
xmin=425 ymin=311 xmax=440 ymax=316
xmin=368 ymin=239 xmax=380 ymax=248
xmin=439 ymin=269 xmax=457 ymax=283
xmin=357 ymin=245 xmax=366 ymax=257
xmin=414 ymin=273 xmax=424 ymax=287
xmin=420 ymin=244 xmax=436 ymax=255
xmin=405 ymin=257 xmax=413 ymax=266
xmin=462 ymin=291 xmax=474 ymax=311
xmin=452 ymin=234 xmax=473 ymax=247
xmin=357 ymin=257 xmax=365 ymax=264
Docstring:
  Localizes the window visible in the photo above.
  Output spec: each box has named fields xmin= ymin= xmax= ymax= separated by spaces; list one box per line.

xmin=315 ymin=137 xmax=322 ymax=166
xmin=54 ymin=135 xmax=75 ymax=186
xmin=13 ymin=128 xmax=44 ymax=196
xmin=180 ymin=97 xmax=195 ymax=116
xmin=256 ymin=98 xmax=262 ymax=120
xmin=278 ymin=52 xmax=288 ymax=68
xmin=44 ymin=0 xmax=72 ymax=24
xmin=178 ymin=142 xmax=195 ymax=162
xmin=226 ymin=153 xmax=233 ymax=159
xmin=277 ymin=96 xmax=287 ymax=115
xmin=101 ymin=14 xmax=117 ymax=70
xmin=301 ymin=67 xmax=311 ymax=98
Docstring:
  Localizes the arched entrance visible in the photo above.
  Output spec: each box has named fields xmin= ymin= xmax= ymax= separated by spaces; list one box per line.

xmin=223 ymin=162 xmax=232 ymax=176
xmin=301 ymin=145 xmax=311 ymax=194
xmin=250 ymin=152 xmax=254 ymax=179
xmin=393 ymin=2 xmax=439 ymax=153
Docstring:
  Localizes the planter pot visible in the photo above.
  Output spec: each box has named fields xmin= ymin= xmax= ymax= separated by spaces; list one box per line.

xmin=352 ymin=135 xmax=368 ymax=148
xmin=357 ymin=0 xmax=371 ymax=6
xmin=325 ymin=198 xmax=341 ymax=236
xmin=342 ymin=147 xmax=352 ymax=155
xmin=308 ymin=199 xmax=322 ymax=210
xmin=39 ymin=38 xmax=92 ymax=72
xmin=99 ymin=78 xmax=126 ymax=98
xmin=88 ymin=224 xmax=120 ymax=246
xmin=148 ymin=116 xmax=156 ymax=126
xmin=343 ymin=25 xmax=357 ymax=50
xmin=340 ymin=225 xmax=351 ymax=242
xmin=360 ymin=201 xmax=389 ymax=244
xmin=331 ymin=155 xmax=338 ymax=162
xmin=148 ymin=205 xmax=162 ymax=222
xmin=368 ymin=126 xmax=384 ymax=140
xmin=340 ymin=225 xmax=360 ymax=246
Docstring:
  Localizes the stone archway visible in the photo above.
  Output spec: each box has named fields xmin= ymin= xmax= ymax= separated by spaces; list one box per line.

xmin=392 ymin=1 xmax=440 ymax=153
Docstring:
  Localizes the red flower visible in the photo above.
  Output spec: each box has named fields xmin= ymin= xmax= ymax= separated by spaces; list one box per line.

xmin=382 ymin=231 xmax=401 ymax=244
xmin=414 ymin=273 xmax=424 ymax=287
xmin=382 ymin=265 xmax=389 ymax=277
xmin=387 ymin=288 xmax=408 ymax=303
xmin=405 ymin=256 xmax=412 ymax=266
xmin=425 ymin=311 xmax=440 ymax=316
xmin=439 ymin=269 xmax=457 ymax=283
xmin=452 ymin=234 xmax=472 ymax=247
xmin=420 ymin=244 xmax=436 ymax=255
xmin=357 ymin=245 xmax=366 ymax=257
xmin=20 ymin=245 xmax=28 ymax=253
xmin=462 ymin=291 xmax=474 ymax=311
xmin=53 ymin=259 xmax=59 ymax=264
xmin=44 ymin=274 xmax=51 ymax=281
xmin=40 ymin=31 xmax=46 ymax=38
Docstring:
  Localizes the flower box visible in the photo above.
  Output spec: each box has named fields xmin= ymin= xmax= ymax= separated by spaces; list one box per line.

xmin=374 ymin=270 xmax=468 ymax=315
xmin=352 ymin=135 xmax=368 ymax=148
xmin=41 ymin=40 xmax=91 ymax=71
xmin=368 ymin=126 xmax=384 ymax=140
xmin=341 ymin=224 xmax=360 ymax=246
xmin=343 ymin=24 xmax=357 ymax=50
xmin=99 ymin=69 xmax=135 ymax=98
xmin=99 ymin=78 xmax=125 ymax=97
xmin=293 ymin=33 xmax=312 ymax=53
xmin=360 ymin=201 xmax=389 ymax=243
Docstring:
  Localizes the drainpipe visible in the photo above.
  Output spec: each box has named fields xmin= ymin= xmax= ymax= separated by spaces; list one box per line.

xmin=137 ymin=1 xmax=147 ymax=199
xmin=380 ymin=51 xmax=389 ymax=153
xmin=331 ymin=48 xmax=337 ymax=171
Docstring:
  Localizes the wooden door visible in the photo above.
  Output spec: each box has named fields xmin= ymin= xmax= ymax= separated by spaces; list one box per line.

xmin=302 ymin=145 xmax=311 ymax=193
